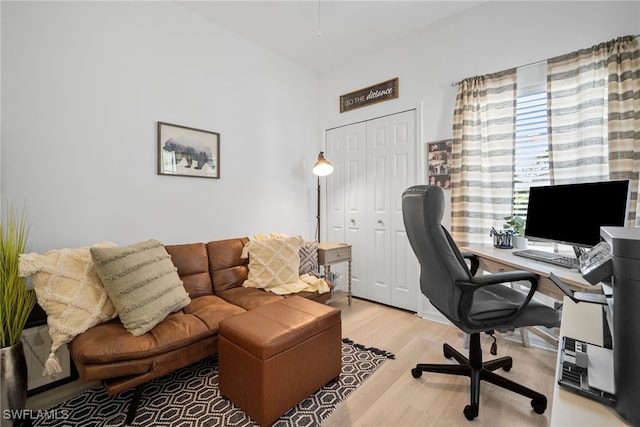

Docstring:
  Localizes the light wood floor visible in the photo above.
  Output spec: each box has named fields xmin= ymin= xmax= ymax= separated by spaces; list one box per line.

xmin=324 ymin=296 xmax=556 ymax=427
xmin=27 ymin=295 xmax=557 ymax=426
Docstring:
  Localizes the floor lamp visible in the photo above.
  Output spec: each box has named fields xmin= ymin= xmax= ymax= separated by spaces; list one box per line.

xmin=312 ymin=151 xmax=333 ymax=242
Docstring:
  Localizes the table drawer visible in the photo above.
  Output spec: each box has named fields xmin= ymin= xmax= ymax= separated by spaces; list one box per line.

xmin=478 ymin=257 xmax=518 ymax=274
xmin=319 ymin=246 xmax=351 ymax=264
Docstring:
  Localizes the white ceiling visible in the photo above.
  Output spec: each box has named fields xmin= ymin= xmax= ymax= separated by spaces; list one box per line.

xmin=178 ymin=1 xmax=484 ymax=72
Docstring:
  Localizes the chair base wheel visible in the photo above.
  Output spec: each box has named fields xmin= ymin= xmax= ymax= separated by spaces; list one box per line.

xmin=531 ymin=398 xmax=547 ymax=414
xmin=464 ymin=404 xmax=478 ymax=420
xmin=413 ymin=336 xmax=548 ymax=421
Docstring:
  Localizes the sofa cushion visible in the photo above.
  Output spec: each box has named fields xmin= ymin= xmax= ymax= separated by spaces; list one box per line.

xmin=207 ymin=238 xmax=250 ymax=293
xmin=18 ymin=241 xmax=118 ymax=374
xmin=216 ymin=287 xmax=284 ymax=311
xmin=242 ymin=235 xmax=304 ymax=289
xmin=285 ymin=289 xmax=333 ymax=303
xmin=91 ymin=239 xmax=191 ymax=336
xmin=165 ymin=243 xmax=213 ymax=298
xmin=70 ymin=295 xmax=244 ymax=365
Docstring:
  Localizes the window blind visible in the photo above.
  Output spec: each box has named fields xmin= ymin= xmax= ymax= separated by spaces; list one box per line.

xmin=513 ymin=90 xmax=550 ymax=218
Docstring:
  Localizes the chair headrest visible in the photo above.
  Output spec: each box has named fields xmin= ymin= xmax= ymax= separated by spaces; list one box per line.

xmin=402 ymin=185 xmax=445 ymax=226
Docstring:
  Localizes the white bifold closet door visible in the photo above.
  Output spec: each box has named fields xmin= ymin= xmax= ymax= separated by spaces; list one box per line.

xmin=325 ymin=110 xmax=418 ymax=312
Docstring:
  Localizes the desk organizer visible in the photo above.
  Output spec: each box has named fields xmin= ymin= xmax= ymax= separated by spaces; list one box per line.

xmin=490 ymin=229 xmax=513 ymax=249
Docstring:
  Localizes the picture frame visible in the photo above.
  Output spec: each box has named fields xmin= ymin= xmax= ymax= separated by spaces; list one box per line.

xmin=23 ymin=324 xmax=78 ymax=396
xmin=23 ymin=304 xmax=78 ymax=396
xmin=158 ymin=122 xmax=220 ymax=179
xmin=426 ymin=139 xmax=452 ymax=189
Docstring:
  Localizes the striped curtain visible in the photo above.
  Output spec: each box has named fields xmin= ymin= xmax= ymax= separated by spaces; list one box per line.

xmin=451 ymin=70 xmax=517 ymax=247
xmin=547 ymin=43 xmax=610 ymax=184
xmin=606 ymin=36 xmax=640 ymax=226
xmin=548 ymin=35 xmax=640 ymax=225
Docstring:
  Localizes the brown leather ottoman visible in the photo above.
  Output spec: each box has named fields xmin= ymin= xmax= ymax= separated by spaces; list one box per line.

xmin=218 ymin=296 xmax=342 ymax=427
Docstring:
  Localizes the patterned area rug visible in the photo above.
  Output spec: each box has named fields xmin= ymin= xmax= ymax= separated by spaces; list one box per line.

xmin=33 ymin=338 xmax=394 ymax=426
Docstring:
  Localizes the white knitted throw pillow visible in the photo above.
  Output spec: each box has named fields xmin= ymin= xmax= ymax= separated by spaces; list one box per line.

xmin=18 ymin=242 xmax=118 ymax=376
xmin=242 ymin=235 xmax=303 ymax=289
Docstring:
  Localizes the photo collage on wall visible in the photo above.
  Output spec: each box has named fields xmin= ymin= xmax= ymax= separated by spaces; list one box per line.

xmin=426 ymin=139 xmax=452 ymax=189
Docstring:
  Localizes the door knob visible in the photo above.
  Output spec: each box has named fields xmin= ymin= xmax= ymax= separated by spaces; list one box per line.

xmin=350 ymin=219 xmax=356 ymax=224
xmin=377 ymin=219 xmax=384 ymax=225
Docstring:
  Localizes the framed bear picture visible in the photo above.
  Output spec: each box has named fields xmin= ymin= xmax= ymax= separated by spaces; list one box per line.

xmin=157 ymin=122 xmax=220 ymax=179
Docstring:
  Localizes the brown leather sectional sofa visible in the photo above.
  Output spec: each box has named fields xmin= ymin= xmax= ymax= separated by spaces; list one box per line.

xmin=68 ymin=237 xmax=333 ymax=423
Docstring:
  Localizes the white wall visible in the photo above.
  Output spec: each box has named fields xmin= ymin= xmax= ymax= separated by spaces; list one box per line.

xmin=3 ymin=1 xmax=638 ymax=257
xmin=316 ymin=1 xmax=639 ymax=319
xmin=318 ymin=1 xmax=640 ymax=207
xmin=1 ymin=1 xmax=319 ymax=252
xmin=319 ymin=1 xmax=640 ymax=139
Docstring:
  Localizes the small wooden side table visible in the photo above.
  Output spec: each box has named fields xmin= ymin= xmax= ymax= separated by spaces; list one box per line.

xmin=317 ymin=242 xmax=353 ymax=305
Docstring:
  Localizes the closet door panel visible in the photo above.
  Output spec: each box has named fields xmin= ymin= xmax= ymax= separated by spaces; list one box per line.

xmin=367 ymin=117 xmax=391 ymax=304
xmin=389 ymin=111 xmax=418 ymax=311
xmin=326 ymin=127 xmax=345 ymax=245
xmin=343 ymin=122 xmax=367 ymax=299
xmin=325 ymin=110 xmax=417 ymax=310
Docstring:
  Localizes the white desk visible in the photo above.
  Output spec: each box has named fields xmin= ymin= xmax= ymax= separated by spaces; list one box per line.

xmin=463 ymin=247 xmax=630 ymax=424
xmin=551 ymin=297 xmax=628 ymax=425
xmin=463 ymin=246 xmax=599 ymax=346
xmin=463 ymin=246 xmax=598 ymax=301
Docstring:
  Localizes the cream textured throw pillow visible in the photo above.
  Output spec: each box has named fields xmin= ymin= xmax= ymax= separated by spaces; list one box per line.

xmin=90 ymin=239 xmax=191 ymax=336
xmin=240 ymin=232 xmax=289 ymax=259
xmin=243 ymin=235 xmax=304 ymax=289
xmin=18 ymin=241 xmax=118 ymax=376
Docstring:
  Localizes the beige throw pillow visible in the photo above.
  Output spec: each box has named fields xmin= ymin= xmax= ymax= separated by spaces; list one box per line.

xmin=243 ymin=235 xmax=304 ymax=289
xmin=18 ymin=241 xmax=118 ymax=375
xmin=90 ymin=239 xmax=191 ymax=336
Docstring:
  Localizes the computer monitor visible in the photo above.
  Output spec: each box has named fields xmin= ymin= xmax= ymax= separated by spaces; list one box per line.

xmin=524 ymin=180 xmax=631 ymax=248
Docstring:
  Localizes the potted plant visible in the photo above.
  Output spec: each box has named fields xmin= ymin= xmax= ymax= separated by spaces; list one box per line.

xmin=1 ymin=207 xmax=36 ymax=426
xmin=503 ymin=215 xmax=527 ymax=249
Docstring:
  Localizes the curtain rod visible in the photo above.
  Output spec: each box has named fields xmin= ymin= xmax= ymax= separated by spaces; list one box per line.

xmin=450 ymin=58 xmax=548 ymax=87
xmin=450 ymin=34 xmax=639 ymax=87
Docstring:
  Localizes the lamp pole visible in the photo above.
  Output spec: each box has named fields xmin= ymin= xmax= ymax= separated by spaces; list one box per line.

xmin=316 ymin=176 xmax=321 ymax=242
xmin=312 ymin=151 xmax=333 ymax=243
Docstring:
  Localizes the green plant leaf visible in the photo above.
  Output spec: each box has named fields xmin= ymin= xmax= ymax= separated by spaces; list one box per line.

xmin=0 ymin=206 xmax=36 ymax=348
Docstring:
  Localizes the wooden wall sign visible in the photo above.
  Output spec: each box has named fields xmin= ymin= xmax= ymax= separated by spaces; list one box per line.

xmin=340 ymin=78 xmax=399 ymax=113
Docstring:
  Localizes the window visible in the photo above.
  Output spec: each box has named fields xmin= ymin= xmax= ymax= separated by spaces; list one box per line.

xmin=514 ymin=91 xmax=550 ymax=217
xmin=513 ymin=63 xmax=550 ymax=220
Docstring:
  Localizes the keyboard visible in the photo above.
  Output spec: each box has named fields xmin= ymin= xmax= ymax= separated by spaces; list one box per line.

xmin=513 ymin=249 xmax=579 ymax=269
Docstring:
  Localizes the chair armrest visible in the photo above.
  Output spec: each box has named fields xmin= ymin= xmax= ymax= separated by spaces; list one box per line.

xmin=470 ymin=270 xmax=537 ymax=287
xmin=455 ymin=270 xmax=539 ymax=330
xmin=460 ymin=253 xmax=479 ymax=276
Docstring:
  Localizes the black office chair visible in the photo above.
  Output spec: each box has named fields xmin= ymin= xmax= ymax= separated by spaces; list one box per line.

xmin=401 ymin=185 xmax=561 ymax=420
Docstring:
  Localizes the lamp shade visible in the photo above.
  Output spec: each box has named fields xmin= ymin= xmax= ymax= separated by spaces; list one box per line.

xmin=312 ymin=151 xmax=334 ymax=176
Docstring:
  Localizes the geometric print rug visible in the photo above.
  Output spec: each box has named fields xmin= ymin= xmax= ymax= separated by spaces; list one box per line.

xmin=33 ymin=338 xmax=395 ymax=427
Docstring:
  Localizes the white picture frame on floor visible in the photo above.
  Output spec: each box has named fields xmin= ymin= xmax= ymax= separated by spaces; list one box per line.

xmin=22 ymin=325 xmax=76 ymax=394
